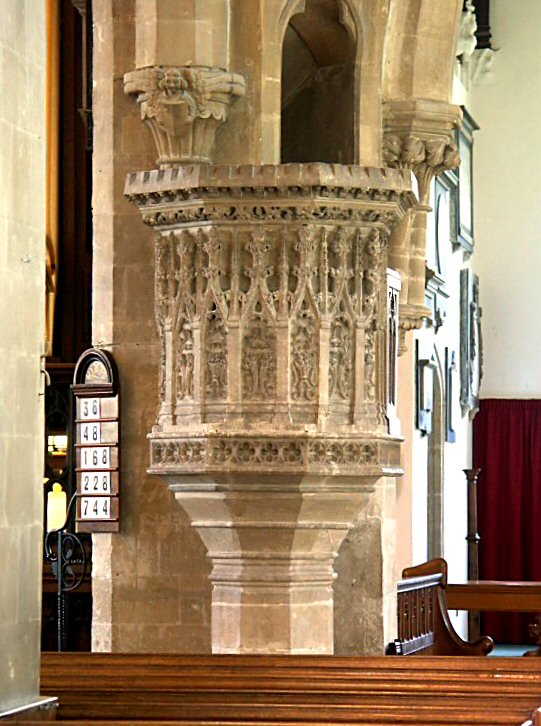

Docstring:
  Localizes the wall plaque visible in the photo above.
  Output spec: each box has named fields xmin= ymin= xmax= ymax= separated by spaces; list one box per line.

xmin=72 ymin=348 xmax=120 ymax=533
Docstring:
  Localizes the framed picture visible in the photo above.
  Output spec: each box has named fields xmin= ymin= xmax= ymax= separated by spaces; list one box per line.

xmin=445 ymin=348 xmax=456 ymax=443
xmin=416 ymin=340 xmax=437 ymax=436
xmin=455 ymin=108 xmax=479 ymax=257
xmin=426 ymin=174 xmax=454 ymax=330
xmin=460 ymin=269 xmax=482 ymax=418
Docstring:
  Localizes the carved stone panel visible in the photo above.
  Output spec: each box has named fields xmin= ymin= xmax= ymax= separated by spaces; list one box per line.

xmin=126 ymin=163 xmax=414 ymax=476
xmin=126 ymin=163 xmax=413 ymax=656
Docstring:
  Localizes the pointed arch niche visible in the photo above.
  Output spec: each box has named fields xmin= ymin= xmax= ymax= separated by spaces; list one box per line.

xmin=280 ymin=0 xmax=357 ymax=164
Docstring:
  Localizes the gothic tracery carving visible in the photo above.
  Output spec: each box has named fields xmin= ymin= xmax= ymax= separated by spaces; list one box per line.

xmin=128 ymin=165 xmax=414 ymax=477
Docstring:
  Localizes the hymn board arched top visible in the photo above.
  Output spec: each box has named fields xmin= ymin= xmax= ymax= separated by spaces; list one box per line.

xmin=72 ymin=348 xmax=120 ymax=533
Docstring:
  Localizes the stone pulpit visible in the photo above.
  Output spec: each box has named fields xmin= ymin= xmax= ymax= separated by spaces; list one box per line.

xmin=126 ymin=163 xmax=414 ymax=653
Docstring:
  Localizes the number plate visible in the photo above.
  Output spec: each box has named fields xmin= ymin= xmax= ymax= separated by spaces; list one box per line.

xmin=76 ymin=446 xmax=119 ymax=470
xmin=76 ymin=396 xmax=118 ymax=421
xmin=76 ymin=421 xmax=118 ymax=446
xmin=77 ymin=471 xmax=120 ymax=495
xmin=79 ymin=496 xmax=113 ymax=520
xmin=78 ymin=397 xmax=101 ymax=420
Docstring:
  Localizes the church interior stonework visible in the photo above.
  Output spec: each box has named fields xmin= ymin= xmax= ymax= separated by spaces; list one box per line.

xmin=4 ymin=0 xmax=541 ymax=722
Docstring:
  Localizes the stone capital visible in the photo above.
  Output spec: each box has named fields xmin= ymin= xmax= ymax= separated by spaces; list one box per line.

xmin=397 ymin=302 xmax=431 ymax=355
xmin=383 ymin=99 xmax=462 ymax=204
xmin=124 ymin=66 xmax=245 ymax=167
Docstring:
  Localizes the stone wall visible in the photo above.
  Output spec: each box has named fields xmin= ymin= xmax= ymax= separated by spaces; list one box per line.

xmin=91 ymin=0 xmax=212 ymax=653
xmin=91 ymin=0 xmax=464 ymax=655
xmin=0 ymin=0 xmax=46 ymax=713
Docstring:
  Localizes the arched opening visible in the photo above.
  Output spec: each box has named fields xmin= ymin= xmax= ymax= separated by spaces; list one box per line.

xmin=280 ymin=0 xmax=356 ymax=164
xmin=427 ymin=355 xmax=445 ymax=560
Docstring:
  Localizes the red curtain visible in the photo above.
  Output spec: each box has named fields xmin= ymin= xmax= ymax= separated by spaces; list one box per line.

xmin=474 ymin=399 xmax=541 ymax=643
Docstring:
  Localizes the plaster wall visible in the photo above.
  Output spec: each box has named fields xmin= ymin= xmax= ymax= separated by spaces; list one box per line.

xmin=469 ymin=0 xmax=541 ymax=398
xmin=396 ymin=177 xmax=472 ymax=637
xmin=0 ymin=0 xmax=46 ymax=712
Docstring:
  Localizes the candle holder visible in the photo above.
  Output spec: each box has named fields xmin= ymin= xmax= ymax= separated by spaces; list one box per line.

xmin=44 ymin=493 xmax=87 ymax=652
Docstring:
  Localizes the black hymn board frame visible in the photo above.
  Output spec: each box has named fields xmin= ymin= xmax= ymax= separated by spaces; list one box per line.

xmin=72 ymin=348 xmax=120 ymax=533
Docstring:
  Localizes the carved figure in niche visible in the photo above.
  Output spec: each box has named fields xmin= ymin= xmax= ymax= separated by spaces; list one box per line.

xmin=290 ymin=285 xmax=319 ymax=401
xmin=387 ymin=287 xmax=399 ymax=407
xmin=176 ymin=321 xmax=194 ymax=400
xmin=242 ymin=316 xmax=276 ymax=400
xmin=469 ymin=276 xmax=482 ymax=400
xmin=460 ymin=269 xmax=482 ymax=417
xmin=205 ymin=305 xmax=227 ymax=400
xmin=365 ymin=326 xmax=376 ymax=401
xmin=329 ymin=305 xmax=353 ymax=400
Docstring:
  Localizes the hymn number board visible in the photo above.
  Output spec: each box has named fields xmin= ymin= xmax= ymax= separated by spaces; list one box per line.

xmin=72 ymin=349 xmax=120 ymax=533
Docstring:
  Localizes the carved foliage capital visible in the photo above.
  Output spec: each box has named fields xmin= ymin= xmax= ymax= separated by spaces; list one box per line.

xmin=124 ymin=66 xmax=246 ymax=167
xmin=397 ymin=304 xmax=429 ymax=356
xmin=383 ymin=134 xmax=459 ymax=204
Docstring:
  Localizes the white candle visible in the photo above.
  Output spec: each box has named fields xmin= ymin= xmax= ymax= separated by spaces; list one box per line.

xmin=47 ymin=483 xmax=67 ymax=532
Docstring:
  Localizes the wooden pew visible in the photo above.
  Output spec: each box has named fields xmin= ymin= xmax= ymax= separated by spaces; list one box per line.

xmin=390 ymin=558 xmax=494 ymax=655
xmin=446 ymin=580 xmax=541 ymax=654
xmin=39 ymin=652 xmax=541 ymax=725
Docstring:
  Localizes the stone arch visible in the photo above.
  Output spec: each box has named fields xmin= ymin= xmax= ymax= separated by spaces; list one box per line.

xmin=277 ymin=0 xmax=362 ymax=48
xmin=280 ymin=0 xmax=359 ymax=164
xmin=383 ymin=0 xmax=463 ymax=103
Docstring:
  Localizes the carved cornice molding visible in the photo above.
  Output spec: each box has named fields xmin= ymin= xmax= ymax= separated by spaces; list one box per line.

xmin=125 ymin=163 xmax=414 ymax=198
xmin=383 ymin=99 xmax=462 ymax=139
xmin=382 ymin=100 xmax=462 ymax=204
xmin=125 ymin=163 xmax=416 ymax=229
xmin=124 ymin=66 xmax=246 ymax=167
xmin=149 ymin=434 xmax=402 ymax=478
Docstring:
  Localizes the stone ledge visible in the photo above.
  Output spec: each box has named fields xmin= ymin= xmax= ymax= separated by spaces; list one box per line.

xmin=0 ymin=696 xmax=57 ymax=721
xmin=125 ymin=162 xmax=414 ymax=198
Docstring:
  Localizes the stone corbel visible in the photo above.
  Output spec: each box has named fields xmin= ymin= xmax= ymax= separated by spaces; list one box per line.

xmin=383 ymin=129 xmax=460 ymax=208
xmin=124 ymin=66 xmax=245 ymax=167
xmin=383 ymin=100 xmax=462 ymax=350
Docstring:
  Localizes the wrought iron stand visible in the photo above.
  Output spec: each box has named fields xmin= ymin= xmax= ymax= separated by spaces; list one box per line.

xmin=44 ymin=495 xmax=87 ymax=652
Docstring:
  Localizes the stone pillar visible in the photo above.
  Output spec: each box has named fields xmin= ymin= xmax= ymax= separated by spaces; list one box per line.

xmin=383 ymin=99 xmax=462 ymax=350
xmin=172 ymin=472 xmax=374 ymax=654
xmin=126 ymin=163 xmax=415 ymax=653
xmin=92 ymin=0 xmax=213 ymax=654
xmin=0 ymin=0 xmax=56 ymax=718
